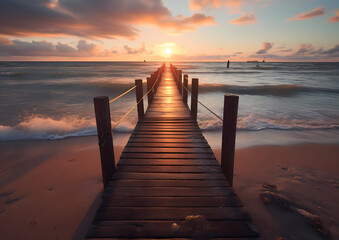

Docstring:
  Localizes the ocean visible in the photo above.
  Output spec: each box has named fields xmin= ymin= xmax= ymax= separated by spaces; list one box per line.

xmin=0 ymin=61 xmax=338 ymax=148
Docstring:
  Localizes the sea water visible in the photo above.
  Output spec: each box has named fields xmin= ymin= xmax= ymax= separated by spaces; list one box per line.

xmin=0 ymin=61 xmax=338 ymax=148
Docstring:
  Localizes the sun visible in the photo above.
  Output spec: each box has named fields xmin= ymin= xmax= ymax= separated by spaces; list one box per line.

xmin=165 ymin=48 xmax=172 ymax=56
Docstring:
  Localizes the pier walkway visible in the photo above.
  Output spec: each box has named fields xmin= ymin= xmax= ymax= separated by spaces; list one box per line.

xmin=86 ymin=65 xmax=260 ymax=239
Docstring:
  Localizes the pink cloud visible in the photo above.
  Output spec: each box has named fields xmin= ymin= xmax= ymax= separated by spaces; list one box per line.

xmin=256 ymin=42 xmax=274 ymax=54
xmin=189 ymin=0 xmax=242 ymax=10
xmin=328 ymin=10 xmax=339 ymax=23
xmin=287 ymin=6 xmax=325 ymax=22
xmin=229 ymin=11 xmax=257 ymax=25
xmin=0 ymin=0 xmax=216 ymax=39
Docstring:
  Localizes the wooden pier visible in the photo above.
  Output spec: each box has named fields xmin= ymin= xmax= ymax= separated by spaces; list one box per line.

xmin=86 ymin=64 xmax=259 ymax=239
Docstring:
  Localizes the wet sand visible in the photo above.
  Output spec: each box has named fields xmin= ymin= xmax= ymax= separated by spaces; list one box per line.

xmin=0 ymin=137 xmax=338 ymax=239
xmin=215 ymin=144 xmax=339 ymax=240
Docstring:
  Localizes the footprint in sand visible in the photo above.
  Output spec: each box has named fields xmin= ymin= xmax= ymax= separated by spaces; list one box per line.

xmin=0 ymin=191 xmax=15 ymax=198
xmin=5 ymin=195 xmax=24 ymax=205
xmin=29 ymin=221 xmax=37 ymax=229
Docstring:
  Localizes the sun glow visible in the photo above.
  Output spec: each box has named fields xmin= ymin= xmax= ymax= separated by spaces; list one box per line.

xmin=165 ymin=48 xmax=172 ymax=56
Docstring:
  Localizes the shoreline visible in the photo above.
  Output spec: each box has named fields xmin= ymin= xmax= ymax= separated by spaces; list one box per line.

xmin=0 ymin=137 xmax=338 ymax=239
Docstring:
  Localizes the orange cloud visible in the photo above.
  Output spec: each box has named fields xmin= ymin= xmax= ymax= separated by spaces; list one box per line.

xmin=0 ymin=0 xmax=215 ymax=39
xmin=287 ymin=6 xmax=325 ymax=22
xmin=328 ymin=10 xmax=339 ymax=23
xmin=161 ymin=13 xmax=216 ymax=33
xmin=124 ymin=42 xmax=147 ymax=54
xmin=229 ymin=11 xmax=257 ymax=25
xmin=189 ymin=0 xmax=242 ymax=10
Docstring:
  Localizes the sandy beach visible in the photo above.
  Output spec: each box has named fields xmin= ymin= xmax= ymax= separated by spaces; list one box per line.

xmin=0 ymin=136 xmax=338 ymax=239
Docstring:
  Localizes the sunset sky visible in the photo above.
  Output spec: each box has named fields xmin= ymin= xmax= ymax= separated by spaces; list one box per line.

xmin=0 ymin=0 xmax=338 ymax=61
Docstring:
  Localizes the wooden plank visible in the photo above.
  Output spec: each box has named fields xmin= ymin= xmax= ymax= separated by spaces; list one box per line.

xmin=106 ymin=179 xmax=228 ymax=187
xmin=120 ymin=153 xmax=216 ymax=159
xmin=127 ymin=138 xmax=207 ymax=143
xmin=111 ymin=172 xmax=226 ymax=180
xmin=130 ymin=134 xmax=205 ymax=139
xmin=94 ymin=207 xmax=250 ymax=221
xmin=101 ymin=196 xmax=239 ymax=207
xmin=103 ymin=186 xmax=232 ymax=197
xmin=117 ymin=165 xmax=222 ymax=173
xmin=87 ymin=220 xmax=258 ymax=238
xmin=134 ymin=128 xmax=201 ymax=132
xmin=125 ymin=142 xmax=210 ymax=148
xmin=117 ymin=159 xmax=219 ymax=166
xmin=123 ymin=147 xmax=213 ymax=153
xmin=131 ymin=131 xmax=202 ymax=135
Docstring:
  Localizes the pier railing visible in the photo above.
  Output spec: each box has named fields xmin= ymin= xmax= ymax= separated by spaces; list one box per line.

xmin=93 ymin=63 xmax=238 ymax=188
xmin=93 ymin=63 xmax=165 ymax=187
xmin=169 ymin=63 xmax=239 ymax=186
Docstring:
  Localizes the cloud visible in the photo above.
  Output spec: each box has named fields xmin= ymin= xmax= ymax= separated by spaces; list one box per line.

xmin=0 ymin=37 xmax=106 ymax=57
xmin=161 ymin=13 xmax=216 ymax=33
xmin=328 ymin=10 xmax=339 ymax=23
xmin=172 ymin=53 xmax=236 ymax=61
xmin=321 ymin=44 xmax=339 ymax=55
xmin=0 ymin=0 xmax=216 ymax=38
xmin=189 ymin=0 xmax=242 ymax=10
xmin=124 ymin=42 xmax=146 ymax=54
xmin=229 ymin=11 xmax=257 ymax=25
xmin=256 ymin=42 xmax=274 ymax=54
xmin=249 ymin=43 xmax=339 ymax=61
xmin=287 ymin=6 xmax=325 ymax=22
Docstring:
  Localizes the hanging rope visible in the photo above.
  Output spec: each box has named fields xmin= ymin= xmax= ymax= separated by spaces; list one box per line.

xmin=172 ymin=69 xmax=223 ymax=122
xmin=109 ymin=85 xmax=137 ymax=103
xmin=111 ymin=74 xmax=160 ymax=130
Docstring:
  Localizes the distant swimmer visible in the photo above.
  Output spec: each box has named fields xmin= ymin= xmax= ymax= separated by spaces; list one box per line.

xmin=227 ymin=60 xmax=230 ymax=68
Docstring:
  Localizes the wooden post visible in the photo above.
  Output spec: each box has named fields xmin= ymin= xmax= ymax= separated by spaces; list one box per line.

xmin=178 ymin=70 xmax=182 ymax=94
xmin=191 ymin=78 xmax=198 ymax=119
xmin=93 ymin=96 xmax=115 ymax=188
xmin=221 ymin=94 xmax=239 ymax=187
xmin=147 ymin=77 xmax=153 ymax=104
xmin=135 ymin=79 xmax=144 ymax=120
xmin=183 ymin=74 xmax=188 ymax=104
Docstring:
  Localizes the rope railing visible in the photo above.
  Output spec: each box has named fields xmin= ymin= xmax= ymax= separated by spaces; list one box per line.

xmin=109 ymin=85 xmax=136 ymax=103
xmin=93 ymin=63 xmax=165 ymax=187
xmin=111 ymin=73 xmax=161 ymax=130
xmin=169 ymin=64 xmax=240 ymax=187
xmin=170 ymin=66 xmax=223 ymax=121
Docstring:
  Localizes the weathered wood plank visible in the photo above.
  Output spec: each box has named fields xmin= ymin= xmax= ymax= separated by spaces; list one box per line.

xmin=130 ymin=134 xmax=205 ymax=139
xmin=101 ymin=196 xmax=239 ymax=207
xmin=87 ymin=220 xmax=259 ymax=238
xmin=117 ymin=159 xmax=219 ymax=166
xmin=103 ymin=186 xmax=232 ymax=197
xmin=123 ymin=147 xmax=213 ymax=153
xmin=117 ymin=165 xmax=222 ymax=173
xmin=111 ymin=172 xmax=226 ymax=180
xmin=125 ymin=142 xmax=210 ymax=148
xmin=94 ymin=207 xmax=250 ymax=221
xmin=106 ymin=179 xmax=228 ymax=187
xmin=127 ymin=138 xmax=207 ymax=143
xmin=120 ymin=153 xmax=216 ymax=159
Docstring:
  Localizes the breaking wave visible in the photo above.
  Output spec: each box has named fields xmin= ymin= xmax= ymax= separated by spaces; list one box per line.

xmin=199 ymin=115 xmax=339 ymax=131
xmin=0 ymin=115 xmax=135 ymax=141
